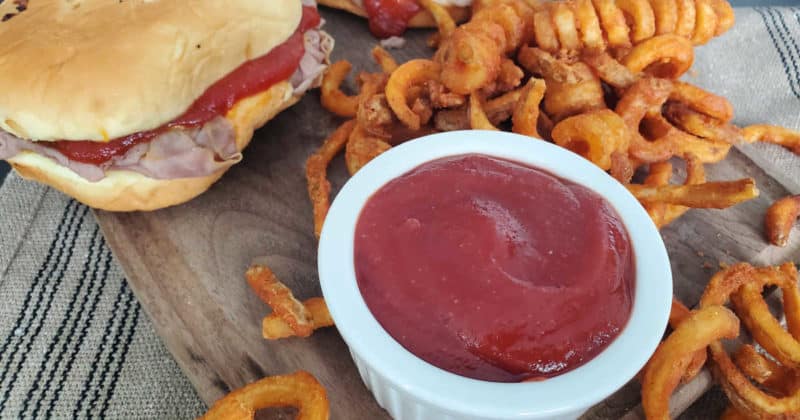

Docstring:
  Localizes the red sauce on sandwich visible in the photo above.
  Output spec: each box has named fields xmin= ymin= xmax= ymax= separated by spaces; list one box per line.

xmin=51 ymin=6 xmax=321 ymax=165
xmin=363 ymin=0 xmax=421 ymax=38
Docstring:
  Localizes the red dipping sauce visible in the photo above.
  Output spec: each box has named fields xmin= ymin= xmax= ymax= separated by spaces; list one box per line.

xmin=354 ymin=154 xmax=635 ymax=382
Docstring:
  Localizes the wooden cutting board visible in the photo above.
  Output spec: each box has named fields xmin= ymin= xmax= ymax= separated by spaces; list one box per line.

xmin=95 ymin=7 xmax=800 ymax=419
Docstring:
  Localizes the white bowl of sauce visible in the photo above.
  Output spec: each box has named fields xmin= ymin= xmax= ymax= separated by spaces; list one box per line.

xmin=319 ymin=130 xmax=671 ymax=419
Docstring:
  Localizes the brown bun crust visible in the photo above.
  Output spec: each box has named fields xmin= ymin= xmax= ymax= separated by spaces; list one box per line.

xmin=318 ymin=0 xmax=470 ymax=28
xmin=9 ymin=81 xmax=299 ymax=212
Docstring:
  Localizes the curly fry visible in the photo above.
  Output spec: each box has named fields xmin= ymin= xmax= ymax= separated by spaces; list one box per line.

xmin=550 ymin=2 xmax=580 ymax=51
xmin=581 ymin=50 xmax=637 ymax=89
xmin=306 ymin=120 xmax=355 ymax=239
xmin=616 ymin=0 xmax=656 ymax=43
xmin=703 ymin=264 xmax=800 ymax=418
xmin=674 ymin=0 xmax=697 ymax=38
xmin=615 ymin=77 xmax=675 ymax=163
xmin=660 ymin=155 xmax=707 ymax=227
xmin=669 ymin=297 xmax=708 ymax=383
xmin=320 ymin=61 xmax=359 ymax=118
xmin=663 ymin=101 xmax=745 ymax=144
xmin=765 ymin=195 xmax=800 ymax=247
xmin=642 ymin=305 xmax=740 ymax=420
xmin=652 ymin=0 xmax=678 ymax=35
xmin=386 ymin=59 xmax=441 ymax=130
xmin=552 ymin=109 xmax=631 ymax=171
xmin=642 ymin=113 xmax=731 ymax=163
xmin=512 ymin=78 xmax=546 ymax=138
xmin=262 ymin=298 xmax=334 ymax=340
xmin=345 ymin=123 xmax=392 ymax=175
xmin=622 ymin=34 xmax=694 ymax=79
xmin=469 ymin=93 xmax=499 ymax=130
xmin=592 ymin=0 xmax=631 ymax=47
xmin=709 ymin=0 xmax=735 ymax=35
xmin=692 ymin=0 xmax=718 ymax=45
xmin=572 ymin=0 xmax=605 ymax=50
xmin=627 ymin=178 xmax=758 ymax=208
xmin=643 ymin=161 xmax=672 ymax=225
xmin=532 ymin=8 xmax=559 ymax=52
xmin=434 ymin=17 xmax=503 ymax=94
xmin=670 ymin=80 xmax=734 ymax=122
xmin=200 ymin=371 xmax=329 ymax=420
xmin=246 ymin=265 xmax=315 ymax=338
xmin=419 ymin=0 xmax=456 ymax=39
xmin=743 ymin=124 xmax=800 ymax=154
xmin=371 ymin=46 xmax=398 ymax=74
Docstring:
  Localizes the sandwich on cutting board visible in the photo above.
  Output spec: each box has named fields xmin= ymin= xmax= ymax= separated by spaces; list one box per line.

xmin=0 ymin=0 xmax=333 ymax=211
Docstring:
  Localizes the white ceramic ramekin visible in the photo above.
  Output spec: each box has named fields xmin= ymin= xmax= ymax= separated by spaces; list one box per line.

xmin=318 ymin=130 xmax=672 ymax=420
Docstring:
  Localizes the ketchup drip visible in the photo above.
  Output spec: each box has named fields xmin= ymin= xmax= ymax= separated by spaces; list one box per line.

xmin=51 ymin=6 xmax=321 ymax=165
xmin=363 ymin=0 xmax=421 ymax=38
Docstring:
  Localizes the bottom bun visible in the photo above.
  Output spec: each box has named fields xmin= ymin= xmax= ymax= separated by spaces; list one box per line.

xmin=319 ymin=0 xmax=470 ymax=28
xmin=10 ymin=81 xmax=299 ymax=212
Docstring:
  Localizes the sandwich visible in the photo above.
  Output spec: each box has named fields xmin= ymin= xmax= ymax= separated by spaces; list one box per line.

xmin=319 ymin=0 xmax=470 ymax=37
xmin=0 ymin=0 xmax=333 ymax=211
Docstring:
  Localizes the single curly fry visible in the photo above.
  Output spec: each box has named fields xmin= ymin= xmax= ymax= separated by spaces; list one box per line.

xmin=642 ymin=113 xmax=731 ymax=163
xmin=551 ymin=109 xmax=631 ymax=171
xmin=469 ymin=93 xmax=499 ymax=130
xmin=641 ymin=305 xmax=740 ymax=420
xmin=615 ymin=0 xmax=656 ymax=43
xmin=386 ymin=59 xmax=441 ymax=130
xmin=419 ymin=0 xmax=456 ymax=39
xmin=345 ymin=123 xmax=392 ymax=175
xmin=592 ymin=0 xmax=631 ymax=47
xmin=306 ymin=120 xmax=355 ymax=239
xmin=572 ymin=0 xmax=604 ymax=50
xmin=709 ymin=0 xmax=735 ymax=35
xmin=643 ymin=161 xmax=672 ymax=226
xmin=320 ymin=61 xmax=359 ymax=118
xmin=674 ymin=0 xmax=697 ymax=38
xmin=765 ymin=195 xmax=800 ymax=247
xmin=549 ymin=2 xmax=580 ymax=51
xmin=628 ymin=178 xmax=758 ymax=208
xmin=659 ymin=155 xmax=707 ymax=227
xmin=262 ymin=298 xmax=334 ymax=340
xmin=371 ymin=46 xmax=398 ymax=74
xmin=651 ymin=0 xmax=678 ymax=35
xmin=246 ymin=265 xmax=314 ymax=338
xmin=668 ymin=296 xmax=708 ymax=382
xmin=663 ymin=101 xmax=745 ymax=144
xmin=200 ymin=371 xmax=330 ymax=420
xmin=581 ymin=50 xmax=637 ymax=89
xmin=622 ymin=34 xmax=694 ymax=79
xmin=691 ymin=0 xmax=718 ymax=45
xmin=532 ymin=9 xmax=560 ymax=52
xmin=670 ymin=80 xmax=734 ymax=122
xmin=615 ymin=77 xmax=675 ymax=163
xmin=473 ymin=3 xmax=526 ymax=52
xmin=512 ymin=78 xmax=546 ymax=138
xmin=743 ymin=124 xmax=800 ymax=154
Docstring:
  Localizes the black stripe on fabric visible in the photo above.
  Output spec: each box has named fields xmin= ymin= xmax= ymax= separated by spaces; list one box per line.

xmin=72 ymin=280 xmax=133 ymax=418
xmin=85 ymin=286 xmax=135 ymax=415
xmin=0 ymin=203 xmax=88 ymax=414
xmin=767 ymin=8 xmax=800 ymax=99
xmin=42 ymin=242 xmax=113 ymax=419
xmin=756 ymin=7 xmax=800 ymax=99
xmin=98 ymin=301 xmax=141 ymax=418
xmin=22 ymin=226 xmax=101 ymax=417
xmin=0 ymin=200 xmax=84 ymax=414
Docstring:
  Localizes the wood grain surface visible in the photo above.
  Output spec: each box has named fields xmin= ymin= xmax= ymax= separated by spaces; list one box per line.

xmin=94 ymin=7 xmax=800 ymax=420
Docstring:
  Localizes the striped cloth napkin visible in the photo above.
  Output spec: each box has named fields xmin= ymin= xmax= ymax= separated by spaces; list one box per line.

xmin=1 ymin=6 xmax=800 ymax=419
